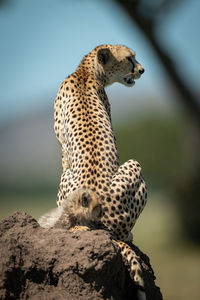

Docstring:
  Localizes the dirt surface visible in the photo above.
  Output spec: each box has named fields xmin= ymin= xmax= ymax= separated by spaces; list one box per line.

xmin=0 ymin=212 xmax=163 ymax=300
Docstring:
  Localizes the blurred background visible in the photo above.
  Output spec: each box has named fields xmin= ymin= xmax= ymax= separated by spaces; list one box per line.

xmin=0 ymin=0 xmax=200 ymax=299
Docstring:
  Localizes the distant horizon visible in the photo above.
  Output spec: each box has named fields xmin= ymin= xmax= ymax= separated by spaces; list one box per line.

xmin=0 ymin=85 xmax=179 ymax=129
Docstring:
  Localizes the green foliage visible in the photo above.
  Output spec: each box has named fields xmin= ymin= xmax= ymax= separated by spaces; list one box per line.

xmin=115 ymin=116 xmax=186 ymax=191
xmin=0 ymin=115 xmax=187 ymax=209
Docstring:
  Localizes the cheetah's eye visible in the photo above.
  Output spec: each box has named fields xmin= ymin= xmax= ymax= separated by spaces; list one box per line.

xmin=81 ymin=192 xmax=89 ymax=207
xmin=127 ymin=57 xmax=135 ymax=72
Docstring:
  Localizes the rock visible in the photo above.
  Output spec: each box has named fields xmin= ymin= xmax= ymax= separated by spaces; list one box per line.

xmin=0 ymin=212 xmax=163 ymax=300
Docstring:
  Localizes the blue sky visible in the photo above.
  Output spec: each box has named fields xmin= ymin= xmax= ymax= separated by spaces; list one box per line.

xmin=0 ymin=0 xmax=199 ymax=125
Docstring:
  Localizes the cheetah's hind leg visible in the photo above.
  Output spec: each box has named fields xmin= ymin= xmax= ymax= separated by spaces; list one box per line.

xmin=113 ymin=240 xmax=146 ymax=300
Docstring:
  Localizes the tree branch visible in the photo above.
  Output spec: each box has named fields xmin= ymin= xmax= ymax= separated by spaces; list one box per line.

xmin=115 ymin=0 xmax=200 ymax=126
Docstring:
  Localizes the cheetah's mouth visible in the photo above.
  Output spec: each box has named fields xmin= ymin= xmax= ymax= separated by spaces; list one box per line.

xmin=123 ymin=77 xmax=135 ymax=86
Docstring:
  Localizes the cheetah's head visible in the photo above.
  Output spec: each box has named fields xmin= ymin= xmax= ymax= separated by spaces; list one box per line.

xmin=79 ymin=190 xmax=102 ymax=221
xmin=70 ymin=189 xmax=102 ymax=223
xmin=96 ymin=44 xmax=144 ymax=87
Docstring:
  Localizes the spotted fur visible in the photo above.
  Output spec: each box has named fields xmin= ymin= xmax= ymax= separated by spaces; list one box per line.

xmin=54 ymin=44 xmax=147 ymax=296
xmin=54 ymin=44 xmax=147 ymax=240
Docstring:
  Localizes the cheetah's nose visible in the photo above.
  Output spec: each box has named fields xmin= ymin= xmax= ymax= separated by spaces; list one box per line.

xmin=139 ymin=68 xmax=145 ymax=74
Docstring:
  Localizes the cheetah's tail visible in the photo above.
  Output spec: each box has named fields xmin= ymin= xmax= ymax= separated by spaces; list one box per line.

xmin=113 ymin=240 xmax=146 ymax=300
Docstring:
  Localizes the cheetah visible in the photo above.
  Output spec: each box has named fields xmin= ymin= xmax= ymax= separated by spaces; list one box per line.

xmin=38 ymin=188 xmax=102 ymax=230
xmin=54 ymin=44 xmax=147 ymax=296
xmin=54 ymin=44 xmax=147 ymax=240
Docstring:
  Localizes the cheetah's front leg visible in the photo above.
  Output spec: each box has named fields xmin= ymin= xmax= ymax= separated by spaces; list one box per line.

xmin=69 ymin=225 xmax=90 ymax=232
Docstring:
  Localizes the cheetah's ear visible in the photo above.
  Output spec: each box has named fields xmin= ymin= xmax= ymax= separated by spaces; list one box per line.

xmin=97 ymin=48 xmax=110 ymax=65
xmin=81 ymin=192 xmax=90 ymax=207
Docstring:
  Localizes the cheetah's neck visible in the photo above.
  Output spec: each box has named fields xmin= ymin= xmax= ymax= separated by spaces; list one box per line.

xmin=72 ymin=64 xmax=111 ymax=119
